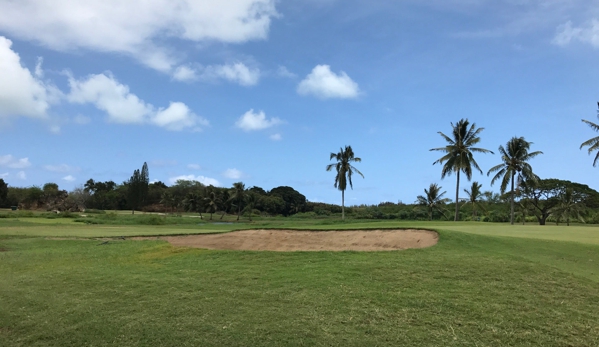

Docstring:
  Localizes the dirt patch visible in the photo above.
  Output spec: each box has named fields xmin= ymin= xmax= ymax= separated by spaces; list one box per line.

xmin=0 ymin=248 xmax=7 ymax=252
xmin=134 ymin=229 xmax=438 ymax=252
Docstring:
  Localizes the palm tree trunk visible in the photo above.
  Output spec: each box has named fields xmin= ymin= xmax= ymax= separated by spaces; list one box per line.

xmin=341 ymin=189 xmax=345 ymax=220
xmin=454 ymin=171 xmax=460 ymax=221
xmin=510 ymin=172 xmax=515 ymax=225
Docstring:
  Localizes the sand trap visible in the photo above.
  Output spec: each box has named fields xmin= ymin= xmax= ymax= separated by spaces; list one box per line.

xmin=135 ymin=229 xmax=438 ymax=252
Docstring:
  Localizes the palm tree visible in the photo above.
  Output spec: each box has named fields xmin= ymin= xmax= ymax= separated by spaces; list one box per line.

xmin=416 ymin=183 xmax=449 ymax=221
xmin=463 ymin=181 xmax=485 ymax=220
xmin=244 ymin=192 xmax=258 ymax=221
xmin=580 ymin=102 xmax=599 ymax=165
xmin=487 ymin=136 xmax=543 ymax=225
xmin=555 ymin=188 xmax=585 ymax=226
xmin=430 ymin=119 xmax=493 ymax=221
xmin=229 ymin=182 xmax=246 ymax=221
xmin=204 ymin=186 xmax=220 ymax=220
xmin=326 ymin=145 xmax=364 ymax=220
xmin=183 ymin=191 xmax=203 ymax=219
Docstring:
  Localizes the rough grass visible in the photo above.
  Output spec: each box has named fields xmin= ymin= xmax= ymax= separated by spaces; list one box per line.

xmin=1 ymin=219 xmax=599 ymax=346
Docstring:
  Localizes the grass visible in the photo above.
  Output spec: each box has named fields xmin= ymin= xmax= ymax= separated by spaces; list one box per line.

xmin=1 ymin=217 xmax=599 ymax=345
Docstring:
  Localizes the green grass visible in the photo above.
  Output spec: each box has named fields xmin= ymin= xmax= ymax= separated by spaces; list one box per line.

xmin=1 ymin=218 xmax=599 ymax=345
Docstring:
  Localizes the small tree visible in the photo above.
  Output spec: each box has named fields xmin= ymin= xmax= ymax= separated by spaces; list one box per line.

xmin=326 ymin=146 xmax=364 ymax=220
xmin=463 ymin=181 xmax=485 ymax=220
xmin=416 ymin=183 xmax=449 ymax=221
xmin=229 ymin=182 xmax=246 ymax=221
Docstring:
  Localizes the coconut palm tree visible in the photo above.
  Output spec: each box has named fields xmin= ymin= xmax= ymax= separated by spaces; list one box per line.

xmin=326 ymin=145 xmax=364 ymax=220
xmin=430 ymin=119 xmax=493 ymax=221
xmin=555 ymin=188 xmax=585 ymax=226
xmin=487 ymin=136 xmax=543 ymax=225
xmin=229 ymin=182 xmax=246 ymax=221
xmin=204 ymin=186 xmax=220 ymax=220
xmin=463 ymin=181 xmax=485 ymax=220
xmin=416 ymin=183 xmax=449 ymax=221
xmin=580 ymin=102 xmax=599 ymax=166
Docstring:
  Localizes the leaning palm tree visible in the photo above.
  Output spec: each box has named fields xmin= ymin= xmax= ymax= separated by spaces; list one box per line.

xmin=430 ymin=119 xmax=493 ymax=221
xmin=326 ymin=145 xmax=364 ymax=220
xmin=463 ymin=181 xmax=485 ymax=220
xmin=416 ymin=183 xmax=449 ymax=221
xmin=580 ymin=102 xmax=599 ymax=166
xmin=229 ymin=182 xmax=246 ymax=221
xmin=487 ymin=136 xmax=543 ymax=225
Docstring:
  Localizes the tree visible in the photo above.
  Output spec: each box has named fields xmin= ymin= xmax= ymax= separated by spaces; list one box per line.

xmin=555 ymin=187 xmax=586 ymax=226
xmin=183 ymin=191 xmax=203 ymax=218
xmin=326 ymin=145 xmax=364 ymax=220
xmin=430 ymin=119 xmax=492 ymax=221
xmin=580 ymin=102 xmax=599 ymax=166
xmin=204 ymin=186 xmax=220 ymax=220
xmin=463 ymin=181 xmax=485 ymax=220
xmin=0 ymin=178 xmax=8 ymax=207
xmin=487 ymin=137 xmax=543 ymax=225
xmin=127 ymin=162 xmax=149 ymax=214
xmin=416 ymin=183 xmax=449 ymax=221
xmin=229 ymin=182 xmax=246 ymax=221
xmin=244 ymin=192 xmax=258 ymax=221
xmin=269 ymin=186 xmax=307 ymax=216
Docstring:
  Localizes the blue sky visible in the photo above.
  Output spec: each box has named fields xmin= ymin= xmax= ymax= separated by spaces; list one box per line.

xmin=1 ymin=0 xmax=599 ymax=205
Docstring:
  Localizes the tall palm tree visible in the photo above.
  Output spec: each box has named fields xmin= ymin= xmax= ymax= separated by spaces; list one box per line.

xmin=580 ymin=102 xmax=599 ymax=166
xmin=416 ymin=183 xmax=449 ymax=221
xmin=326 ymin=145 xmax=364 ymax=220
xmin=430 ymin=119 xmax=493 ymax=221
xmin=555 ymin=188 xmax=585 ymax=226
xmin=229 ymin=182 xmax=246 ymax=221
xmin=463 ymin=181 xmax=485 ymax=220
xmin=487 ymin=136 xmax=543 ymax=225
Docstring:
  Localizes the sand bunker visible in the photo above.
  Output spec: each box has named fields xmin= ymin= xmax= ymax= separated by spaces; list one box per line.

xmin=137 ymin=229 xmax=438 ymax=252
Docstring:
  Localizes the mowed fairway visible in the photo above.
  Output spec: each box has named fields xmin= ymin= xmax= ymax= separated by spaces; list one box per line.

xmin=1 ymin=218 xmax=599 ymax=346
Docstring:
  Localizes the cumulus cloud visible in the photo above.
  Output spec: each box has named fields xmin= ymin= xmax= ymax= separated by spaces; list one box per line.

xmin=169 ymin=174 xmax=220 ymax=187
xmin=0 ymin=1 xmax=278 ymax=73
xmin=203 ymin=63 xmax=260 ymax=86
xmin=297 ymin=65 xmax=360 ymax=99
xmin=67 ymin=73 xmax=209 ymax=131
xmin=0 ymin=36 xmax=59 ymax=119
xmin=172 ymin=65 xmax=198 ymax=82
xmin=235 ymin=109 xmax=282 ymax=131
xmin=16 ymin=171 xmax=26 ymax=180
xmin=270 ymin=133 xmax=282 ymax=141
xmin=223 ymin=168 xmax=243 ymax=180
xmin=63 ymin=175 xmax=76 ymax=182
xmin=0 ymin=155 xmax=32 ymax=169
xmin=553 ymin=20 xmax=599 ymax=48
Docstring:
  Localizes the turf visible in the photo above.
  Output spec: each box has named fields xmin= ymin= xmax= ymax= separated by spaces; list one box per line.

xmin=1 ymin=219 xmax=599 ymax=346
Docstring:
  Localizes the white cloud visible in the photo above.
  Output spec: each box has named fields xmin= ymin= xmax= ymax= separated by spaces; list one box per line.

xmin=277 ymin=66 xmax=296 ymax=78
xmin=16 ymin=171 xmax=26 ymax=180
xmin=169 ymin=174 xmax=220 ymax=187
xmin=73 ymin=114 xmax=91 ymax=125
xmin=187 ymin=164 xmax=202 ymax=170
xmin=67 ymin=73 xmax=209 ymax=131
xmin=172 ymin=65 xmax=198 ymax=82
xmin=203 ymin=63 xmax=260 ymax=86
xmin=0 ymin=155 xmax=32 ymax=169
xmin=34 ymin=57 xmax=44 ymax=78
xmin=0 ymin=36 xmax=59 ymax=119
xmin=297 ymin=65 xmax=360 ymax=99
xmin=223 ymin=168 xmax=243 ymax=180
xmin=63 ymin=175 xmax=76 ymax=182
xmin=553 ymin=20 xmax=599 ymax=48
xmin=270 ymin=133 xmax=282 ymax=141
xmin=44 ymin=164 xmax=78 ymax=173
xmin=235 ymin=109 xmax=282 ymax=131
xmin=0 ymin=1 xmax=278 ymax=73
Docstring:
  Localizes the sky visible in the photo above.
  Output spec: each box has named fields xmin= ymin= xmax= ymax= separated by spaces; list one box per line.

xmin=1 ymin=0 xmax=599 ymax=206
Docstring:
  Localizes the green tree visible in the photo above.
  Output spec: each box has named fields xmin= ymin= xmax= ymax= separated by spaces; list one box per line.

xmin=127 ymin=162 xmax=149 ymax=214
xmin=0 ymin=178 xmax=8 ymax=207
xmin=487 ymin=137 xmax=543 ymax=225
xmin=183 ymin=191 xmax=204 ymax=218
xmin=555 ymin=187 xmax=586 ymax=226
xmin=431 ymin=119 xmax=493 ymax=221
xmin=229 ymin=182 xmax=246 ymax=221
xmin=580 ymin=102 xmax=599 ymax=166
xmin=326 ymin=145 xmax=364 ymax=220
xmin=416 ymin=183 xmax=449 ymax=221
xmin=204 ymin=186 xmax=220 ymax=220
xmin=244 ymin=192 xmax=258 ymax=221
xmin=463 ymin=181 xmax=485 ymax=220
